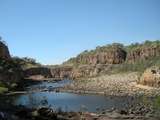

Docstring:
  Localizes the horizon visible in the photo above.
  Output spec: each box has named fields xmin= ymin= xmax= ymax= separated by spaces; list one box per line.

xmin=0 ymin=0 xmax=160 ymax=65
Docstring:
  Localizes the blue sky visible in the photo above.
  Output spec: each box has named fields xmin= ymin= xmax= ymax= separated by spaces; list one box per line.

xmin=0 ymin=0 xmax=160 ymax=64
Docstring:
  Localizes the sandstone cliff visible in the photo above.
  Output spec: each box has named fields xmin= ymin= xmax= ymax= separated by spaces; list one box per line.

xmin=65 ymin=41 xmax=160 ymax=65
xmin=65 ymin=43 xmax=127 ymax=65
xmin=25 ymin=40 xmax=160 ymax=81
xmin=127 ymin=41 xmax=160 ymax=63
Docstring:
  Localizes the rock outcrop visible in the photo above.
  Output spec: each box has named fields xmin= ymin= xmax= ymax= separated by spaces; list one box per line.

xmin=139 ymin=67 xmax=160 ymax=87
xmin=127 ymin=44 xmax=160 ymax=63
xmin=71 ymin=64 xmax=113 ymax=79
xmin=79 ymin=49 xmax=126 ymax=65
xmin=50 ymin=66 xmax=73 ymax=79
xmin=65 ymin=44 xmax=127 ymax=65
xmin=65 ymin=41 xmax=160 ymax=65
xmin=24 ymin=40 xmax=160 ymax=80
xmin=24 ymin=66 xmax=73 ymax=80
xmin=24 ymin=67 xmax=52 ymax=78
xmin=24 ymin=64 xmax=115 ymax=80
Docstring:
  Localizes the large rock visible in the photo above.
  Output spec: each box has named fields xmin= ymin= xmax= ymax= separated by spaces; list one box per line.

xmin=139 ymin=67 xmax=160 ymax=87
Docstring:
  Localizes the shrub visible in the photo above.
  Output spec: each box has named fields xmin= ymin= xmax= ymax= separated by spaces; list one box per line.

xmin=0 ymin=87 xmax=8 ymax=94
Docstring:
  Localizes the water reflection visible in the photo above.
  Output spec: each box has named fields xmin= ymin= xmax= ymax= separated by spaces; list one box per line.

xmin=13 ymin=80 xmax=134 ymax=112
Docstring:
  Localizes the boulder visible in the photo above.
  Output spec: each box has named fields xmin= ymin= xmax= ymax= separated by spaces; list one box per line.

xmin=139 ymin=67 xmax=160 ymax=87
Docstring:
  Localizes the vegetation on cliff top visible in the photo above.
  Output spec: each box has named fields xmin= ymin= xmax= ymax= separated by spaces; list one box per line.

xmin=12 ymin=57 xmax=41 ymax=70
xmin=64 ymin=40 xmax=160 ymax=73
xmin=125 ymin=40 xmax=160 ymax=52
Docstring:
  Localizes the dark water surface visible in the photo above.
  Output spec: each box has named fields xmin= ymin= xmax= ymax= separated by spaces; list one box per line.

xmin=12 ymin=80 xmax=135 ymax=112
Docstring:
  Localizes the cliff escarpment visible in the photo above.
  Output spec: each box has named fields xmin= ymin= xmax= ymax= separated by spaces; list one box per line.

xmin=65 ymin=41 xmax=160 ymax=65
xmin=64 ymin=43 xmax=127 ymax=65
xmin=126 ymin=41 xmax=160 ymax=63
xmin=25 ymin=40 xmax=160 ymax=81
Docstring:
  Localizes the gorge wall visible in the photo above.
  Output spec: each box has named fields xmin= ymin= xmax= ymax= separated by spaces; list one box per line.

xmin=65 ymin=41 xmax=160 ymax=65
xmin=24 ymin=66 xmax=73 ymax=80
xmin=127 ymin=43 xmax=160 ymax=63
xmin=24 ymin=40 xmax=160 ymax=80
xmin=65 ymin=44 xmax=127 ymax=65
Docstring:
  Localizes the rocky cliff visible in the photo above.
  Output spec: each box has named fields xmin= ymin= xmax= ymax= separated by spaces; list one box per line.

xmin=24 ymin=66 xmax=73 ymax=80
xmin=65 ymin=43 xmax=127 ymax=65
xmin=65 ymin=41 xmax=160 ymax=65
xmin=24 ymin=67 xmax=52 ymax=78
xmin=126 ymin=41 xmax=160 ymax=63
xmin=25 ymin=40 xmax=160 ymax=81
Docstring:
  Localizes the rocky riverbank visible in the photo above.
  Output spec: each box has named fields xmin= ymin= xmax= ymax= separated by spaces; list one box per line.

xmin=61 ymin=72 xmax=160 ymax=96
xmin=0 ymin=103 xmax=160 ymax=120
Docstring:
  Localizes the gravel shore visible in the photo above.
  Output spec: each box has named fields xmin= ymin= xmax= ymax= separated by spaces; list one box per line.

xmin=61 ymin=72 xmax=160 ymax=96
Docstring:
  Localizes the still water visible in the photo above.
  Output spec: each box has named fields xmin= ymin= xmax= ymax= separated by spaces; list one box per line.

xmin=12 ymin=80 xmax=134 ymax=112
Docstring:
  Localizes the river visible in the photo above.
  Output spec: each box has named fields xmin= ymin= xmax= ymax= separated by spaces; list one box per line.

xmin=11 ymin=80 xmax=137 ymax=112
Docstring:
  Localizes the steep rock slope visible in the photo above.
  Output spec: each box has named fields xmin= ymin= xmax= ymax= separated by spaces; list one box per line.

xmin=127 ymin=41 xmax=160 ymax=63
xmin=65 ymin=43 xmax=127 ymax=65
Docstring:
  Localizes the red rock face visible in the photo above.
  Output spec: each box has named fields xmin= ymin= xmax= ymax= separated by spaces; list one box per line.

xmin=127 ymin=45 xmax=160 ymax=63
xmin=24 ymin=42 xmax=160 ymax=80
xmin=0 ymin=41 xmax=11 ymax=59
xmin=75 ymin=47 xmax=127 ymax=65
